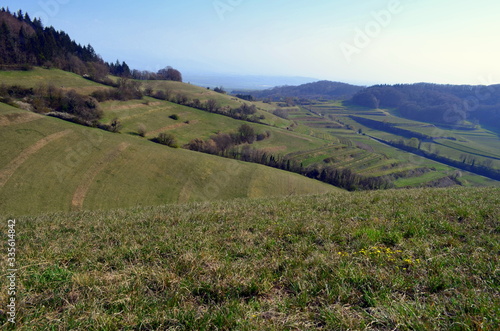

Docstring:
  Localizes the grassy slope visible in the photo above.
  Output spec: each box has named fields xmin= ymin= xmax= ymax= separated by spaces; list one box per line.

xmin=1 ymin=187 xmax=498 ymax=329
xmin=0 ymin=104 xmax=337 ymax=216
xmin=0 ymin=67 xmax=110 ymax=95
xmin=2 ymin=68 xmax=498 ymax=191
xmin=99 ymin=97 xmax=329 ymax=157
xmin=138 ymin=79 xmax=291 ymax=128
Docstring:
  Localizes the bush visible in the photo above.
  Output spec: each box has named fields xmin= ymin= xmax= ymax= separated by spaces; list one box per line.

xmin=137 ymin=124 xmax=147 ymax=137
xmin=154 ymin=133 xmax=178 ymax=148
xmin=108 ymin=118 xmax=122 ymax=133
xmin=273 ymin=108 xmax=289 ymax=119
xmin=169 ymin=114 xmax=179 ymax=120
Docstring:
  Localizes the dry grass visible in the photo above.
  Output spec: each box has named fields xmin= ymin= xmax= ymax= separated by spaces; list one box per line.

xmin=1 ymin=187 xmax=498 ymax=330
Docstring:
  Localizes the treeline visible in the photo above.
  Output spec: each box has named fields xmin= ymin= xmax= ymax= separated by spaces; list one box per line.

xmin=0 ymin=84 xmax=101 ymax=122
xmin=0 ymin=9 xmax=183 ymax=83
xmin=0 ymin=8 xmax=106 ymax=75
xmin=351 ymin=83 xmax=500 ymax=128
xmin=0 ymin=83 xmax=125 ymax=132
xmin=185 ymin=124 xmax=269 ymax=153
xmin=184 ymin=126 xmax=392 ymax=191
xmin=350 ymin=116 xmax=434 ymax=141
xmin=149 ymin=88 xmax=265 ymax=123
xmin=90 ymin=78 xmax=143 ymax=101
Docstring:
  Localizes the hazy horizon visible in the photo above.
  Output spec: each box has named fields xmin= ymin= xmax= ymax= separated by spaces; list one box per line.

xmin=3 ymin=0 xmax=499 ymax=86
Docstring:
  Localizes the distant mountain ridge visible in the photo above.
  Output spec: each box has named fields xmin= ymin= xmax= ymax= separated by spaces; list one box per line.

xmin=351 ymin=83 xmax=500 ymax=129
xmin=238 ymin=80 xmax=364 ymax=101
xmin=184 ymin=73 xmax=318 ymax=91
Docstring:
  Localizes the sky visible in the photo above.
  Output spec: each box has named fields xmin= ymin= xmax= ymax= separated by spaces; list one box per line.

xmin=3 ymin=0 xmax=500 ymax=85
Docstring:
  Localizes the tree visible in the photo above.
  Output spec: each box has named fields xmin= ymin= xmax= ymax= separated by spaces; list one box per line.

xmin=155 ymin=133 xmax=178 ymax=148
xmin=206 ymin=99 xmax=218 ymax=112
xmin=157 ymin=66 xmax=182 ymax=82
xmin=137 ymin=124 xmax=147 ymax=137
xmin=214 ymin=86 xmax=226 ymax=94
xmin=238 ymin=124 xmax=256 ymax=144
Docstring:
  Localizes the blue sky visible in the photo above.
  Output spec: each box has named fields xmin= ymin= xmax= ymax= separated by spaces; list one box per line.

xmin=3 ymin=0 xmax=499 ymax=85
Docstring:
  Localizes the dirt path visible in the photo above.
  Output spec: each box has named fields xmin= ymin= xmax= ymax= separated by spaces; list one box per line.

xmin=71 ymin=142 xmax=130 ymax=211
xmin=0 ymin=129 xmax=73 ymax=188
xmin=107 ymin=101 xmax=163 ymax=111
xmin=279 ymin=130 xmax=314 ymax=142
xmin=147 ymin=120 xmax=198 ymax=136
xmin=0 ymin=112 xmax=43 ymax=127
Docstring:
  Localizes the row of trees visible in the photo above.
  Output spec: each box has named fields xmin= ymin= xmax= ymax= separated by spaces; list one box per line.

xmin=148 ymin=88 xmax=265 ymax=123
xmin=0 ymin=83 xmax=131 ymax=133
xmin=377 ymin=137 xmax=500 ymax=181
xmin=128 ymin=66 xmax=182 ymax=82
xmin=0 ymin=84 xmax=102 ymax=122
xmin=91 ymin=78 xmax=143 ymax=101
xmin=186 ymin=137 xmax=392 ymax=191
xmin=183 ymin=125 xmax=392 ymax=191
xmin=185 ymin=124 xmax=269 ymax=154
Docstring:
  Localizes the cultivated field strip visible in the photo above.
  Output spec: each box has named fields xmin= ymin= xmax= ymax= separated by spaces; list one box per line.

xmin=71 ymin=142 xmax=131 ymax=211
xmin=0 ymin=129 xmax=72 ymax=188
xmin=146 ymin=120 xmax=199 ymax=137
xmin=0 ymin=112 xmax=42 ymax=127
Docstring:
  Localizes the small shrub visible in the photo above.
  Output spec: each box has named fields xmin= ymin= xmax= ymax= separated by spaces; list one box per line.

xmin=108 ymin=118 xmax=122 ymax=133
xmin=154 ymin=133 xmax=178 ymax=148
xmin=170 ymin=114 xmax=179 ymax=121
xmin=137 ymin=124 xmax=147 ymax=137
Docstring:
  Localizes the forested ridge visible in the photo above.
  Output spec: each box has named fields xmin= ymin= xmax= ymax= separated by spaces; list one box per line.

xmin=240 ymin=80 xmax=364 ymax=103
xmin=0 ymin=8 xmax=182 ymax=82
xmin=351 ymin=83 xmax=500 ymax=129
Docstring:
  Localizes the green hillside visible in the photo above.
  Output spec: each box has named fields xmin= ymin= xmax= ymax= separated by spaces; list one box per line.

xmin=0 ymin=103 xmax=337 ymax=216
xmin=0 ymin=67 xmax=111 ymax=95
xmin=2 ymin=67 xmax=499 ymax=201
xmin=1 ymin=187 xmax=498 ymax=329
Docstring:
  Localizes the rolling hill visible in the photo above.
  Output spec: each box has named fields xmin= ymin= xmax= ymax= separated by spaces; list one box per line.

xmin=2 ymin=67 xmax=498 ymax=208
xmin=0 ymin=100 xmax=338 ymax=216
xmin=239 ymin=80 xmax=364 ymax=101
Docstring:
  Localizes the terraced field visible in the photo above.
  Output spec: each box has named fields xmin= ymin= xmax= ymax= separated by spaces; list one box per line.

xmin=305 ymin=101 xmax=500 ymax=186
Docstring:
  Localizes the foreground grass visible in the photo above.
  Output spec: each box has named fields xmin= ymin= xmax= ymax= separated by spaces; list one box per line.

xmin=1 ymin=188 xmax=499 ymax=330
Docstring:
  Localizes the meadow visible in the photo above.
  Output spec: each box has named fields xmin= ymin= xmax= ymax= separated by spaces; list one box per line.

xmin=3 ymin=68 xmax=499 ymax=189
xmin=0 ymin=187 xmax=498 ymax=330
xmin=0 ymin=102 xmax=336 ymax=216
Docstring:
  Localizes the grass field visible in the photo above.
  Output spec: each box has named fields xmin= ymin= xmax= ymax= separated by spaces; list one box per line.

xmin=1 ymin=67 xmax=500 ymax=330
xmin=0 ymin=68 xmax=110 ymax=95
xmin=99 ymin=98 xmax=327 ymax=154
xmin=138 ymin=80 xmax=290 ymax=128
xmin=1 ymin=187 xmax=498 ymax=329
xmin=2 ymin=67 xmax=499 ymax=198
xmin=0 ymin=104 xmax=338 ymax=216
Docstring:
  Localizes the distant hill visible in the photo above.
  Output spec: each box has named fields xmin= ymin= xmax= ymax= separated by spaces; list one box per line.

xmin=351 ymin=83 xmax=500 ymax=129
xmin=238 ymin=80 xmax=364 ymax=101
xmin=184 ymin=73 xmax=318 ymax=91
